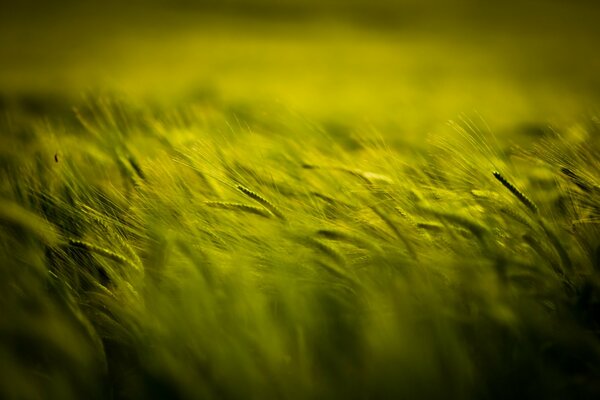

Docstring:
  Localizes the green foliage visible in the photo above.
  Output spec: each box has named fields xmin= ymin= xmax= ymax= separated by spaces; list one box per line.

xmin=1 ymin=98 xmax=600 ymax=399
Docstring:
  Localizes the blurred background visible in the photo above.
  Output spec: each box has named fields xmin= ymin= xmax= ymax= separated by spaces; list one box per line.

xmin=1 ymin=0 xmax=599 ymax=135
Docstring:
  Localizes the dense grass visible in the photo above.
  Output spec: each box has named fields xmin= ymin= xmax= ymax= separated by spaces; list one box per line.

xmin=1 ymin=3 xmax=600 ymax=398
xmin=1 ymin=96 xmax=599 ymax=399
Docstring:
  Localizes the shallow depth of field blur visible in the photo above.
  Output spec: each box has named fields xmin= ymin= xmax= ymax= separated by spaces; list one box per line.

xmin=1 ymin=1 xmax=600 ymax=399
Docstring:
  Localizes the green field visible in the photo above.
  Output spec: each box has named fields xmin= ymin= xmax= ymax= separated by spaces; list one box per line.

xmin=1 ymin=1 xmax=600 ymax=399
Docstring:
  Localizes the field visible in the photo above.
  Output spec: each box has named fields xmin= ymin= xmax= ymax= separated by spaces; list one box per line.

xmin=1 ymin=1 xmax=600 ymax=399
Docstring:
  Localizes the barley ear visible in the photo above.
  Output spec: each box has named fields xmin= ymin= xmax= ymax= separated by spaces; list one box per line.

xmin=236 ymin=185 xmax=286 ymax=220
xmin=68 ymin=238 xmax=140 ymax=272
xmin=493 ymin=171 xmax=538 ymax=214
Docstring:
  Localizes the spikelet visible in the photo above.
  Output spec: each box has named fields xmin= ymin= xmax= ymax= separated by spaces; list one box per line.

xmin=236 ymin=185 xmax=286 ymax=220
xmin=204 ymin=201 xmax=272 ymax=218
xmin=68 ymin=238 xmax=140 ymax=272
xmin=493 ymin=171 xmax=538 ymax=214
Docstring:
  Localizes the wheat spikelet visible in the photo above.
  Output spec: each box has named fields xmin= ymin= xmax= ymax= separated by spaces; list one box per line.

xmin=493 ymin=171 xmax=538 ymax=214
xmin=204 ymin=201 xmax=272 ymax=218
xmin=68 ymin=238 xmax=140 ymax=272
xmin=236 ymin=185 xmax=286 ymax=220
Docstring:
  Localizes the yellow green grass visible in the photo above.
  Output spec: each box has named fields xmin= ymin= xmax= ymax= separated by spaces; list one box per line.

xmin=1 ymin=1 xmax=600 ymax=399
